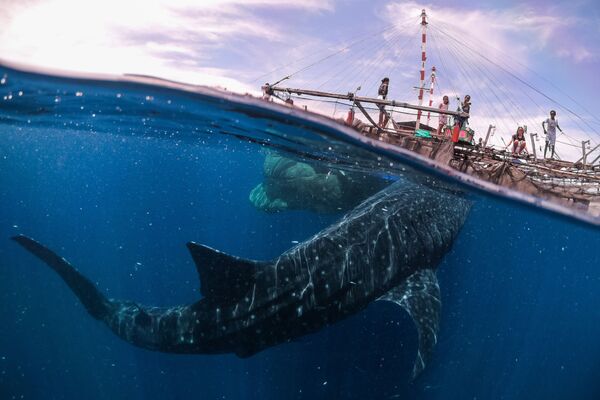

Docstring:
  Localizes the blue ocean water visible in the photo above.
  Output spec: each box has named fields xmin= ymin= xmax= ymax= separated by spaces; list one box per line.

xmin=0 ymin=66 xmax=599 ymax=400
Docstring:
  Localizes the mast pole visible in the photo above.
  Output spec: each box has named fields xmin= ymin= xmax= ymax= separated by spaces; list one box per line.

xmin=416 ymin=9 xmax=428 ymax=131
xmin=426 ymin=66 xmax=436 ymax=127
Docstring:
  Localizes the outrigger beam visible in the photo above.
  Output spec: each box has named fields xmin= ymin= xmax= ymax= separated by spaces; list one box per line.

xmin=266 ymin=85 xmax=468 ymax=118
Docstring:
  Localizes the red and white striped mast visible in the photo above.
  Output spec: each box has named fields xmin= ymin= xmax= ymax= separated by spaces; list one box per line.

xmin=426 ymin=66 xmax=436 ymax=127
xmin=415 ymin=9 xmax=428 ymax=131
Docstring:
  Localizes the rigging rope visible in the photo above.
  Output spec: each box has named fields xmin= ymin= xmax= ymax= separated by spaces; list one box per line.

xmin=269 ymin=14 xmax=419 ymax=86
xmin=316 ymin=22 xmax=410 ymax=92
xmin=311 ymin=23 xmax=415 ymax=112
xmin=362 ymin=29 xmax=420 ymax=99
xmin=431 ymin=27 xmax=518 ymax=136
xmin=256 ymin=11 xmax=598 ymax=165
xmin=431 ymin=24 xmax=540 ymax=132
xmin=430 ymin=22 xmax=599 ymax=147
xmin=251 ymin=23 xmax=401 ymax=84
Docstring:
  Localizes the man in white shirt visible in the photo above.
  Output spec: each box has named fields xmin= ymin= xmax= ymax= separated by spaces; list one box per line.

xmin=542 ymin=110 xmax=562 ymax=159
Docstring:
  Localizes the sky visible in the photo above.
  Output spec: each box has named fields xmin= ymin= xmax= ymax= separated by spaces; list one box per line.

xmin=1 ymin=0 xmax=600 ymax=160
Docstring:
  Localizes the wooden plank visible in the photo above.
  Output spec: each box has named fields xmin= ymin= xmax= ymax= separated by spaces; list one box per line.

xmin=526 ymin=162 xmax=600 ymax=182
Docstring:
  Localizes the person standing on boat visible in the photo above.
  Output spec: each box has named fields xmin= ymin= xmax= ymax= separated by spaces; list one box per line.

xmin=458 ymin=95 xmax=471 ymax=128
xmin=542 ymin=110 xmax=562 ymax=159
xmin=437 ymin=95 xmax=449 ymax=135
xmin=506 ymin=126 xmax=527 ymax=155
xmin=451 ymin=95 xmax=471 ymax=142
xmin=377 ymin=77 xmax=390 ymax=128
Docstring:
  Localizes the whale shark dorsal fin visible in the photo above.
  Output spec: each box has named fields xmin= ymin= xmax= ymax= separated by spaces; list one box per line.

xmin=378 ymin=269 xmax=440 ymax=379
xmin=186 ymin=242 xmax=266 ymax=302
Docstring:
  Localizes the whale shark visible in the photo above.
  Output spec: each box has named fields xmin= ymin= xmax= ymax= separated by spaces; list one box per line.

xmin=12 ymin=178 xmax=470 ymax=377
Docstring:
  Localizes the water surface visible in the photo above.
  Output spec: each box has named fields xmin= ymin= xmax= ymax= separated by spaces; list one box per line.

xmin=0 ymin=65 xmax=599 ymax=400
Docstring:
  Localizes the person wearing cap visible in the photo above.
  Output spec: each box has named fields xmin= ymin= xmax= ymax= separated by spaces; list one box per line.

xmin=542 ymin=110 xmax=562 ymax=159
xmin=377 ymin=77 xmax=390 ymax=128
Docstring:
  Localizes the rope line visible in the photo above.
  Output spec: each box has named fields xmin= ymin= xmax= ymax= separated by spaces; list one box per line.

xmin=431 ymin=22 xmax=598 ymax=147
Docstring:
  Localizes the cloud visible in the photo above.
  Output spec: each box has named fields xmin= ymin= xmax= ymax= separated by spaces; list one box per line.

xmin=381 ymin=1 xmax=584 ymax=67
xmin=0 ymin=0 xmax=335 ymax=93
xmin=354 ymin=2 xmax=599 ymax=153
xmin=556 ymin=46 xmax=594 ymax=63
xmin=0 ymin=0 xmax=597 ymax=159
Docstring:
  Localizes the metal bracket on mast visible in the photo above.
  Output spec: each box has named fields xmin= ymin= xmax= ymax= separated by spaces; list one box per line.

xmin=575 ymin=143 xmax=600 ymax=164
xmin=582 ymin=140 xmax=591 ymax=169
xmin=483 ymin=124 xmax=495 ymax=148
xmin=530 ymin=133 xmax=538 ymax=160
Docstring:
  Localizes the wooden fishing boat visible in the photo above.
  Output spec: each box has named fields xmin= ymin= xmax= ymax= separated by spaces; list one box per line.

xmin=259 ymin=9 xmax=600 ymax=217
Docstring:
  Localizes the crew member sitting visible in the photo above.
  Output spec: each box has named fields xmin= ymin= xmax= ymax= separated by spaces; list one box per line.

xmin=506 ymin=126 xmax=527 ymax=155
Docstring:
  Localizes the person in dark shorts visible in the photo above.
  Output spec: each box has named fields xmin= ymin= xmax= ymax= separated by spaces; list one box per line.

xmin=456 ymin=94 xmax=471 ymax=129
xmin=377 ymin=77 xmax=389 ymax=128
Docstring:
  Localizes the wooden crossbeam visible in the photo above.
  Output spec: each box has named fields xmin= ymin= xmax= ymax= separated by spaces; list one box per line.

xmin=353 ymin=100 xmax=379 ymax=128
xmin=267 ymin=85 xmax=468 ymax=118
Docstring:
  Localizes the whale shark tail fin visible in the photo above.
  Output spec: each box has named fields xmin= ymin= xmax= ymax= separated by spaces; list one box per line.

xmin=378 ymin=268 xmax=440 ymax=379
xmin=186 ymin=242 xmax=268 ymax=303
xmin=11 ymin=235 xmax=112 ymax=320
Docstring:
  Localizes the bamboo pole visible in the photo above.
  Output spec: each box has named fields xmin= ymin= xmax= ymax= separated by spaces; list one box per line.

xmin=267 ymin=86 xmax=467 ymax=118
xmin=524 ymin=161 xmax=600 ymax=182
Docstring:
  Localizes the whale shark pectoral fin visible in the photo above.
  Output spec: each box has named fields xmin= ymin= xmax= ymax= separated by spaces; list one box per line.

xmin=186 ymin=242 xmax=267 ymax=302
xmin=378 ymin=269 xmax=440 ymax=379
